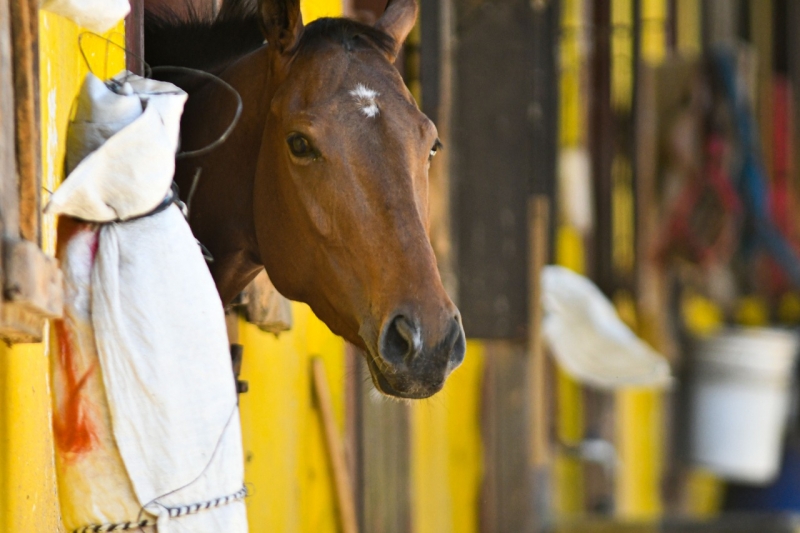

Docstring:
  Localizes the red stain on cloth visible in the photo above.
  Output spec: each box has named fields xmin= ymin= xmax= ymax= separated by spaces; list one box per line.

xmin=52 ymin=319 xmax=97 ymax=455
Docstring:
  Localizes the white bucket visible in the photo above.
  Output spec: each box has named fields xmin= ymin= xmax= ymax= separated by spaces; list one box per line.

xmin=688 ymin=327 xmax=800 ymax=484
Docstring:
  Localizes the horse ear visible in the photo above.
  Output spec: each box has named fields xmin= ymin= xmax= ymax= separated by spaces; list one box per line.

xmin=259 ymin=0 xmax=304 ymax=53
xmin=375 ymin=0 xmax=418 ymax=59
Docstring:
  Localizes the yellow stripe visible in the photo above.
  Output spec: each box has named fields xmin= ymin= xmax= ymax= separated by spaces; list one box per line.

xmin=612 ymin=0 xmax=634 ymax=112
xmin=560 ymin=0 xmax=584 ymax=147
xmin=676 ymin=0 xmax=702 ymax=57
xmin=412 ymin=341 xmax=485 ymax=533
xmin=554 ymin=227 xmax=586 ymax=517
xmin=239 ymin=304 xmax=346 ymax=532
xmin=554 ymin=0 xmax=588 ymax=514
xmin=614 ymin=0 xmax=667 ymax=519
xmin=0 ymin=343 xmax=61 ymax=531
xmin=641 ymin=0 xmax=668 ymax=64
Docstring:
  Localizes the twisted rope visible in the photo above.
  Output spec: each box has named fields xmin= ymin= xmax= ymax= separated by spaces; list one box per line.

xmin=73 ymin=485 xmax=248 ymax=533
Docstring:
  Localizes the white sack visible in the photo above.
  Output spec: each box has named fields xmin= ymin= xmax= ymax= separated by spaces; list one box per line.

xmin=542 ymin=265 xmax=672 ymax=390
xmin=48 ymin=72 xmax=247 ymax=533
xmin=41 ymin=0 xmax=130 ymax=34
xmin=46 ymin=73 xmax=184 ymax=221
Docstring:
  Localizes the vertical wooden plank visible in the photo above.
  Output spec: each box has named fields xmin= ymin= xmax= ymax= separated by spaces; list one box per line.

xmin=702 ymin=0 xmax=740 ymax=49
xmin=360 ymin=359 xmax=412 ymax=533
xmin=312 ymin=359 xmax=359 ymax=533
xmin=790 ymin=0 xmax=800 ymax=209
xmin=344 ymin=345 xmax=363 ymax=533
xmin=528 ymin=195 xmax=552 ymax=527
xmin=750 ymin=0 xmax=774 ymax=184
xmin=420 ymin=0 xmax=456 ymax=298
xmin=126 ymin=0 xmax=145 ymax=75
xmin=0 ymin=0 xmax=16 ymax=304
xmin=10 ymin=0 xmax=39 ymax=244
xmin=530 ymin=0 xmax=559 ymax=232
xmin=453 ymin=0 xmax=535 ymax=339
xmin=481 ymin=341 xmax=533 ymax=533
xmin=527 ymin=1 xmax=558 ymax=521
xmin=591 ymin=0 xmax=614 ymax=295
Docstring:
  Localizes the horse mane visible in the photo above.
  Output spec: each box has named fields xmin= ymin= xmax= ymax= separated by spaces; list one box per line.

xmin=144 ymin=0 xmax=264 ymax=73
xmin=145 ymin=1 xmax=396 ymax=75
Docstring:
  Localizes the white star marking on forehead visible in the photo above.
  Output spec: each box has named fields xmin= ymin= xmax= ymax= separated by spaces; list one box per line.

xmin=350 ymin=83 xmax=380 ymax=118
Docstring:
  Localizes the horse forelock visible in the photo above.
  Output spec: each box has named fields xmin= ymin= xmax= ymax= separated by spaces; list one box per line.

xmin=291 ymin=18 xmax=396 ymax=59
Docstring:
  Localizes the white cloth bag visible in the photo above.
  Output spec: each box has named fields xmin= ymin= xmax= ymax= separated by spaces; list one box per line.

xmin=47 ymin=72 xmax=248 ymax=533
xmin=41 ymin=0 xmax=130 ymax=34
xmin=542 ymin=265 xmax=672 ymax=390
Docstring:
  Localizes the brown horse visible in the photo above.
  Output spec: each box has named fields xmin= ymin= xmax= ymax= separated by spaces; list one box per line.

xmin=145 ymin=0 xmax=465 ymax=399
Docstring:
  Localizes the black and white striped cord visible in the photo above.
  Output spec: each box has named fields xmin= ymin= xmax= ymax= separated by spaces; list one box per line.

xmin=72 ymin=485 xmax=248 ymax=533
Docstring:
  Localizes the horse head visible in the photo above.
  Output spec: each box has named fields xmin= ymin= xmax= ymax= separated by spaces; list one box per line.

xmin=251 ymin=0 xmax=465 ymax=399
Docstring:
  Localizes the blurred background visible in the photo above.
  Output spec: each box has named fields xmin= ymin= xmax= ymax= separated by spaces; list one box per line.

xmin=355 ymin=0 xmax=800 ymax=530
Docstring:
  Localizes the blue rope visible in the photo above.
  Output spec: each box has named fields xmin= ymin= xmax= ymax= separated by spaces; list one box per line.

xmin=713 ymin=50 xmax=800 ymax=287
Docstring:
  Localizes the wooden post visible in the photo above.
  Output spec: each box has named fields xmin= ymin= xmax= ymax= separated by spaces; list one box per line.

xmin=0 ymin=0 xmax=63 ymax=343
xmin=528 ymin=196 xmax=551 ymax=467
xmin=312 ymin=358 xmax=359 ymax=533
xmin=751 ymin=0 xmax=774 ymax=185
xmin=528 ymin=195 xmax=551 ymax=528
xmin=126 ymin=0 xmax=145 ymax=75
xmin=9 ymin=0 xmax=39 ymax=245
xmin=590 ymin=0 xmax=614 ymax=296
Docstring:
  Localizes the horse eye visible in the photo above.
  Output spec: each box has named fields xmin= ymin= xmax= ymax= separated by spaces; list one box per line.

xmin=287 ymin=133 xmax=314 ymax=158
xmin=429 ymin=139 xmax=443 ymax=161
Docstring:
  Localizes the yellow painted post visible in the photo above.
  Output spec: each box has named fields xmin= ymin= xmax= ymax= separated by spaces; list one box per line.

xmin=559 ymin=0 xmax=584 ymax=149
xmin=412 ymin=342 xmax=485 ymax=533
xmin=676 ymin=0 xmax=701 ymax=57
xmin=0 ymin=343 xmax=62 ymax=532
xmin=0 ymin=12 xmax=125 ymax=532
xmin=553 ymin=229 xmax=586 ymax=517
xmin=614 ymin=0 xmax=667 ymax=520
xmin=553 ymin=0 xmax=587 ymax=517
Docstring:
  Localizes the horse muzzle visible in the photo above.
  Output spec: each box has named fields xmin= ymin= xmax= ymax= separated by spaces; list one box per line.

xmin=365 ymin=312 xmax=466 ymax=399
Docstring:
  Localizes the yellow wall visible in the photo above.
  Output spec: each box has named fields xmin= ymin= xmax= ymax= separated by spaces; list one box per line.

xmin=0 ymin=10 xmax=126 ymax=533
xmin=239 ymin=305 xmax=346 ymax=532
xmin=412 ymin=341 xmax=485 ymax=533
xmin=0 ymin=343 xmax=61 ymax=532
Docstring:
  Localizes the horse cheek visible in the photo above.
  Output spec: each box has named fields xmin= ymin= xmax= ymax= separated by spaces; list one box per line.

xmin=306 ymin=198 xmax=332 ymax=237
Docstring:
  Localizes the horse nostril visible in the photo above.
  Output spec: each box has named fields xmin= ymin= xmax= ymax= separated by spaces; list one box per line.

xmin=380 ymin=315 xmax=422 ymax=365
xmin=448 ymin=317 xmax=466 ymax=371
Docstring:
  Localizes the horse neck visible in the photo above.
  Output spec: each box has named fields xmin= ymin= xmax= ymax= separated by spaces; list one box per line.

xmin=176 ymin=47 xmax=276 ymax=303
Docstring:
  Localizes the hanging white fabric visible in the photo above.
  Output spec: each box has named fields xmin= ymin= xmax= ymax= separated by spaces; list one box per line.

xmin=47 ymin=72 xmax=248 ymax=533
xmin=542 ymin=265 xmax=672 ymax=390
xmin=40 ymin=0 xmax=130 ymax=34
